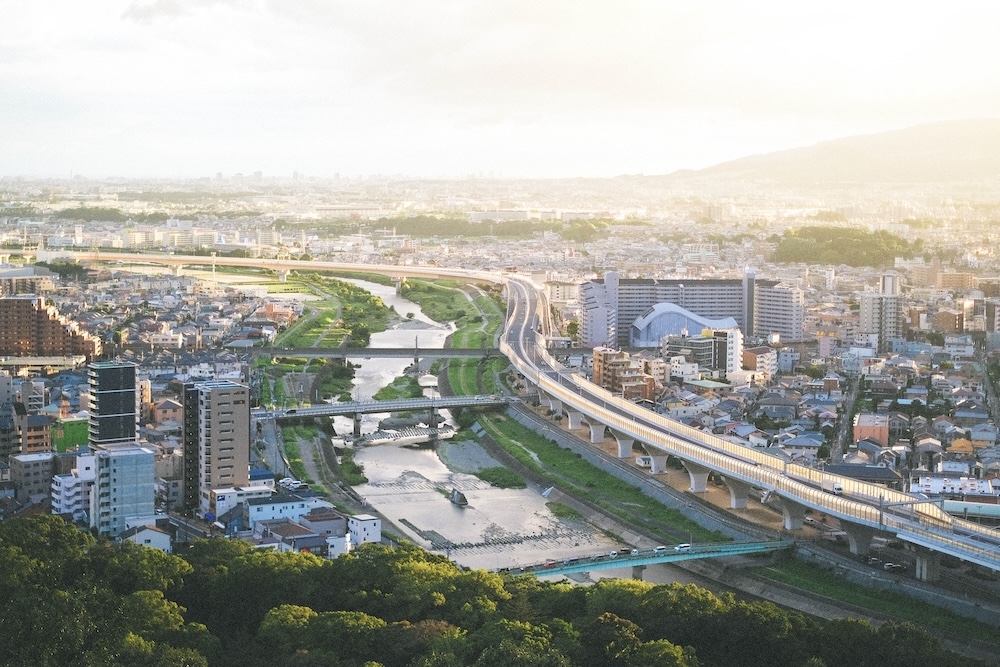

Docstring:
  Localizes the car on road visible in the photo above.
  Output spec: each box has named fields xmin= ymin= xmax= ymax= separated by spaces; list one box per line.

xmin=674 ymin=543 xmax=691 ymax=552
xmin=884 ymin=562 xmax=906 ymax=572
xmin=630 ymin=549 xmax=640 ymax=556
xmin=653 ymin=546 xmax=668 ymax=554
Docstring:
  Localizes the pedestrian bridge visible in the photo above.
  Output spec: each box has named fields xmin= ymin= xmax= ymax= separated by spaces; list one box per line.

xmin=499 ymin=540 xmax=794 ymax=578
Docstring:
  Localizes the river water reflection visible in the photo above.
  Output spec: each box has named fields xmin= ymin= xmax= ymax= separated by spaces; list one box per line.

xmin=340 ymin=279 xmax=699 ymax=583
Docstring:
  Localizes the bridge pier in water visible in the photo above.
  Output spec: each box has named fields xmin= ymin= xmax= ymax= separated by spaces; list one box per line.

xmin=680 ymin=460 xmax=711 ymax=493
xmin=353 ymin=413 xmax=362 ymax=437
xmin=721 ymin=476 xmax=752 ymax=509
xmin=909 ymin=545 xmax=942 ymax=582
xmin=608 ymin=429 xmax=634 ymax=458
xmin=565 ymin=410 xmax=583 ymax=430
xmin=632 ymin=564 xmax=646 ymax=580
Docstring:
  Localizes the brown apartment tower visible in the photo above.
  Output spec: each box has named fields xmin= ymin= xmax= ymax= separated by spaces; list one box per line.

xmin=0 ymin=295 xmax=102 ymax=358
xmin=182 ymin=380 xmax=251 ymax=517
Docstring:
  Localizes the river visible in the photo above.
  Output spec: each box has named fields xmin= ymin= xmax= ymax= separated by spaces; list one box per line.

xmin=333 ymin=279 xmax=714 ymax=584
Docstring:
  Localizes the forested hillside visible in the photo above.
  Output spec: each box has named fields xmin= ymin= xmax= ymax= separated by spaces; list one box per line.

xmin=770 ymin=226 xmax=920 ymax=267
xmin=0 ymin=516 xmax=978 ymax=667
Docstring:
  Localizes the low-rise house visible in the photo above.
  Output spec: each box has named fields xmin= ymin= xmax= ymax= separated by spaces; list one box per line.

xmin=119 ymin=524 xmax=172 ymax=553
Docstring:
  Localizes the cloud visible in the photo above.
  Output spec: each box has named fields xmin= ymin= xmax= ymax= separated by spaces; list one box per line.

xmin=3 ymin=0 xmax=1000 ymax=177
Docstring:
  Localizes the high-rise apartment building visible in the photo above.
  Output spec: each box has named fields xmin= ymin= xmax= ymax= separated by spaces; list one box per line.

xmin=579 ymin=271 xmax=765 ymax=348
xmin=182 ymin=380 xmax=251 ymax=516
xmin=88 ymin=362 xmax=139 ymax=447
xmin=0 ymin=295 xmax=102 ymax=358
xmin=85 ymin=361 xmax=153 ymax=536
xmin=860 ymin=273 xmax=905 ymax=352
xmin=89 ymin=444 xmax=155 ymax=537
xmin=753 ymin=283 xmax=805 ymax=343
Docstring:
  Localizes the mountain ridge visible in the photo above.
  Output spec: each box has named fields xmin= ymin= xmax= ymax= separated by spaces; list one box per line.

xmin=664 ymin=118 xmax=1000 ymax=185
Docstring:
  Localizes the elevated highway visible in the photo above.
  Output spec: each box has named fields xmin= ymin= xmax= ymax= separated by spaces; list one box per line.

xmin=60 ymin=250 xmax=1000 ymax=577
xmin=501 ymin=276 xmax=1000 ymax=580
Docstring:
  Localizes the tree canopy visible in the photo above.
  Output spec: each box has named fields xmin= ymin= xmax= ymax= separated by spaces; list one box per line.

xmin=771 ymin=226 xmax=920 ymax=267
xmin=0 ymin=515 xmax=981 ymax=667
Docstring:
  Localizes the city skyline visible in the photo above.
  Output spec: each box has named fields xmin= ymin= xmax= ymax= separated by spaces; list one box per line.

xmin=5 ymin=1 xmax=1000 ymax=179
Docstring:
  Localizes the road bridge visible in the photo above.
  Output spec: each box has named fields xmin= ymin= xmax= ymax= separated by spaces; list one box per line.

xmin=255 ymin=347 xmax=499 ymax=360
xmin=254 ymin=395 xmax=511 ymax=435
xmin=504 ymin=540 xmax=794 ymax=578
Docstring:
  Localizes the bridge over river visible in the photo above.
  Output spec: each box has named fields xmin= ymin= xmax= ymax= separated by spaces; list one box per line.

xmin=503 ymin=540 xmax=794 ymax=578
xmin=254 ymin=395 xmax=512 ymax=435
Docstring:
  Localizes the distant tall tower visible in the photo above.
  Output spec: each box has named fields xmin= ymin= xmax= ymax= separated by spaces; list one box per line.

xmin=183 ymin=380 xmax=251 ymax=516
xmin=88 ymin=362 xmax=138 ymax=448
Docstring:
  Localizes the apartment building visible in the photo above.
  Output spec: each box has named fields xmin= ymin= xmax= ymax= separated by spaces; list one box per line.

xmin=0 ymin=295 xmax=102 ymax=358
xmin=579 ymin=271 xmax=771 ymax=348
xmin=860 ymin=274 xmax=906 ymax=352
xmin=88 ymin=362 xmax=139 ymax=448
xmin=182 ymin=380 xmax=251 ymax=516
xmin=89 ymin=444 xmax=155 ymax=537
xmin=754 ymin=283 xmax=805 ymax=343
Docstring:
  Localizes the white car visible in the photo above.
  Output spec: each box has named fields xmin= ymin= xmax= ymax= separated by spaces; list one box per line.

xmin=674 ymin=543 xmax=691 ymax=552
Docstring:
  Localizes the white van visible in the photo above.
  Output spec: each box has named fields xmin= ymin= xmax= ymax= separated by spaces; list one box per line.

xmin=674 ymin=543 xmax=691 ymax=552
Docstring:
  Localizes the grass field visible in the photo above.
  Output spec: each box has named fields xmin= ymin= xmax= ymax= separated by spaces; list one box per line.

xmin=480 ymin=414 xmax=725 ymax=544
xmin=754 ymin=559 xmax=1000 ymax=644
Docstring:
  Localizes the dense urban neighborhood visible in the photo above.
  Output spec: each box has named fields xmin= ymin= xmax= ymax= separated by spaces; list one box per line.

xmin=2 ymin=170 xmax=1000 ymax=664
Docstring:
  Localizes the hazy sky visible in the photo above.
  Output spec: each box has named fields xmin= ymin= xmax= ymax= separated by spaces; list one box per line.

xmin=4 ymin=1 xmax=1000 ymax=179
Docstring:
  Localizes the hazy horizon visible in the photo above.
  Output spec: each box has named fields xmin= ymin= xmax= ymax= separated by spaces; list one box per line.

xmin=5 ymin=1 xmax=1000 ymax=180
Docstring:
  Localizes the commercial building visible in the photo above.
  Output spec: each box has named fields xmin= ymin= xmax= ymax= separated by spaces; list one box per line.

xmin=0 ymin=295 xmax=101 ymax=359
xmin=182 ymin=380 xmax=251 ymax=516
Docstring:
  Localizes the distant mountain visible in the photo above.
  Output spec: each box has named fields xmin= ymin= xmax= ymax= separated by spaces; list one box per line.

xmin=668 ymin=119 xmax=1000 ymax=185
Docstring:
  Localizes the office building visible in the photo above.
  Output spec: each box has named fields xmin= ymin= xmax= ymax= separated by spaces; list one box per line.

xmin=0 ymin=295 xmax=102 ymax=358
xmin=88 ymin=362 xmax=139 ymax=448
xmin=183 ymin=380 xmax=251 ymax=516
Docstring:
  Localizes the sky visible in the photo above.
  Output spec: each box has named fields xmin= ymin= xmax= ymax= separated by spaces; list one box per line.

xmin=3 ymin=0 xmax=1000 ymax=180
